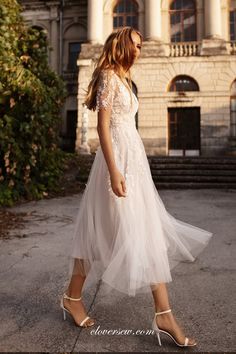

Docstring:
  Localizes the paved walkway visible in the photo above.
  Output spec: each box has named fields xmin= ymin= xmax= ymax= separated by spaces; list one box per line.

xmin=0 ymin=189 xmax=235 ymax=352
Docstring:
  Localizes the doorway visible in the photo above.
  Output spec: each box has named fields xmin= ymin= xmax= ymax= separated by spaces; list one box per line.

xmin=168 ymin=107 xmax=200 ymax=156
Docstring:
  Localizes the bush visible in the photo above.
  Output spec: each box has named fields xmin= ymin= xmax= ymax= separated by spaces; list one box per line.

xmin=0 ymin=0 xmax=67 ymax=206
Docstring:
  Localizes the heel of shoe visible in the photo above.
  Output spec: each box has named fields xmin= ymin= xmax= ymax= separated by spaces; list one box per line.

xmin=155 ymin=330 xmax=162 ymax=346
xmin=60 ymin=292 xmax=95 ymax=328
xmin=152 ymin=316 xmax=162 ymax=346
xmin=62 ymin=308 xmax=66 ymax=321
xmin=60 ymin=296 xmax=67 ymax=321
xmin=153 ymin=308 xmax=197 ymax=347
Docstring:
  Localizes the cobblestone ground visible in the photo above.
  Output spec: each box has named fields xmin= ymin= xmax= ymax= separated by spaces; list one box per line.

xmin=0 ymin=189 xmax=235 ymax=352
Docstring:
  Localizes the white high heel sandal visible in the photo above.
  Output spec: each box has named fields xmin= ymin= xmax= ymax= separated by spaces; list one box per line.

xmin=60 ymin=293 xmax=95 ymax=328
xmin=152 ymin=309 xmax=197 ymax=347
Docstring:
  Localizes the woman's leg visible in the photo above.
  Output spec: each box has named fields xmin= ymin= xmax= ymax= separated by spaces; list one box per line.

xmin=151 ymin=283 xmax=196 ymax=345
xmin=63 ymin=260 xmax=95 ymax=326
xmin=67 ymin=273 xmax=86 ymax=298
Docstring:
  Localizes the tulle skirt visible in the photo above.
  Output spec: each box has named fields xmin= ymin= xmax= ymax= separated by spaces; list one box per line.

xmin=67 ymin=129 xmax=213 ymax=297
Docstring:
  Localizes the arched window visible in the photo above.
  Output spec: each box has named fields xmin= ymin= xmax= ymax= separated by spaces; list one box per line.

xmin=113 ymin=0 xmax=139 ymax=30
xmin=230 ymin=80 xmax=236 ymax=137
xmin=169 ymin=0 xmax=197 ymax=42
xmin=230 ymin=0 xmax=236 ymax=40
xmin=63 ymin=23 xmax=86 ymax=72
xmin=68 ymin=42 xmax=81 ymax=71
xmin=169 ymin=75 xmax=199 ymax=92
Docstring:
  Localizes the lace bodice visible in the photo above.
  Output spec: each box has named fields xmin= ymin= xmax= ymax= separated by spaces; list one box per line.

xmin=95 ymin=69 xmax=148 ymax=199
xmin=96 ymin=69 xmax=139 ymax=127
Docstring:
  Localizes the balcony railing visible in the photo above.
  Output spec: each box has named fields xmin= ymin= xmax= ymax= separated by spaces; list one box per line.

xmin=170 ymin=42 xmax=200 ymax=57
xmin=169 ymin=40 xmax=236 ymax=57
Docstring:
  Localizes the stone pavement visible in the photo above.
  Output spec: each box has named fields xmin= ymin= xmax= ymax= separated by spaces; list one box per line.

xmin=0 ymin=189 xmax=235 ymax=352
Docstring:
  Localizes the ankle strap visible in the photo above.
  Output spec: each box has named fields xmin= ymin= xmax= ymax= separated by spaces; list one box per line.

xmin=155 ymin=309 xmax=172 ymax=316
xmin=63 ymin=293 xmax=82 ymax=301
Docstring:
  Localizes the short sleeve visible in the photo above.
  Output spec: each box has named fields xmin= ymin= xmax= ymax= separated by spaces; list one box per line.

xmin=96 ymin=70 xmax=117 ymax=112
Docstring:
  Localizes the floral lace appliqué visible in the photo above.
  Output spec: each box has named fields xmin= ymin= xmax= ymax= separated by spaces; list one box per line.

xmin=96 ymin=70 xmax=117 ymax=112
xmin=96 ymin=69 xmax=148 ymax=200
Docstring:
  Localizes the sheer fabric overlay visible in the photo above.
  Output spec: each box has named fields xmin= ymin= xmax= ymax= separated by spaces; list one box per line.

xmin=67 ymin=69 xmax=213 ymax=297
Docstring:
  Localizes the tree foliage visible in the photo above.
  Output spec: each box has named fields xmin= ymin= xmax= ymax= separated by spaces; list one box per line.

xmin=0 ymin=0 xmax=67 ymax=206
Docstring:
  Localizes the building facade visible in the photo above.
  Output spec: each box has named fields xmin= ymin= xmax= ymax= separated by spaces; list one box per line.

xmin=20 ymin=0 xmax=87 ymax=151
xmin=21 ymin=0 xmax=236 ymax=156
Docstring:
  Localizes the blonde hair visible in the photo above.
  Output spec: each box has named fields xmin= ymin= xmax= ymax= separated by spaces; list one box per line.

xmin=83 ymin=26 xmax=143 ymax=111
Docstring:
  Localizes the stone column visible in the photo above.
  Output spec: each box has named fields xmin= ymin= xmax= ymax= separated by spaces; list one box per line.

xmin=87 ymin=0 xmax=103 ymax=44
xmin=78 ymin=104 xmax=91 ymax=155
xmin=145 ymin=0 xmax=162 ymax=41
xmin=200 ymin=0 xmax=227 ymax=55
xmin=50 ymin=5 xmax=59 ymax=71
xmin=204 ymin=0 xmax=222 ymax=39
xmin=144 ymin=0 xmax=169 ymax=56
xmin=75 ymin=59 xmax=92 ymax=154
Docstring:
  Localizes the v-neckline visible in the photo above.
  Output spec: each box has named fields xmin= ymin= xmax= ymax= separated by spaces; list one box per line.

xmin=113 ymin=71 xmax=138 ymax=102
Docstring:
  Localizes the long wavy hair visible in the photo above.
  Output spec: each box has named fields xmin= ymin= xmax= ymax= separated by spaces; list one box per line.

xmin=83 ymin=26 xmax=143 ymax=111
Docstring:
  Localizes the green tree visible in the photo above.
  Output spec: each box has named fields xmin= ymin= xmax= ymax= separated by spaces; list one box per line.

xmin=0 ymin=0 xmax=67 ymax=206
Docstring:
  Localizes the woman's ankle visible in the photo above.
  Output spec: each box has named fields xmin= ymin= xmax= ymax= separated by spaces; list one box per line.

xmin=155 ymin=307 xmax=171 ymax=313
xmin=65 ymin=290 xmax=82 ymax=299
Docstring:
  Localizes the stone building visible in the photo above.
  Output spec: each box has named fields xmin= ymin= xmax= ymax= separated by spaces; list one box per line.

xmin=20 ymin=0 xmax=236 ymax=156
xmin=20 ymin=0 xmax=87 ymax=151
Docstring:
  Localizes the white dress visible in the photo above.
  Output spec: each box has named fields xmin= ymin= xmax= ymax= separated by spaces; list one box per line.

xmin=68 ymin=68 xmax=213 ymax=297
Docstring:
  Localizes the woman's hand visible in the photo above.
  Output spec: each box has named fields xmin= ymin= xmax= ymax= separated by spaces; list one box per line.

xmin=110 ymin=169 xmax=127 ymax=197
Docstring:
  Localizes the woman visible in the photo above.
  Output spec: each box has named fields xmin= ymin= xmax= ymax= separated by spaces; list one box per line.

xmin=60 ymin=27 xmax=213 ymax=347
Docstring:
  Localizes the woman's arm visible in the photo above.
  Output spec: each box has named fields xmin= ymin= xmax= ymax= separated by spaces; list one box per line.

xmin=97 ymin=108 xmax=126 ymax=198
xmin=96 ymin=69 xmax=126 ymax=198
